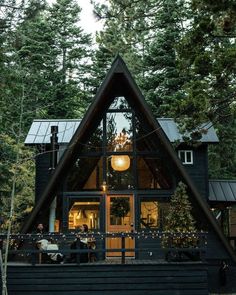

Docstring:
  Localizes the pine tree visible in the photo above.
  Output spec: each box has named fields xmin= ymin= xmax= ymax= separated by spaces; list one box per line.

xmin=141 ymin=0 xmax=187 ymax=116
xmin=92 ymin=0 xmax=149 ymax=87
xmin=93 ymin=0 xmax=188 ymax=116
xmin=0 ymin=1 xmax=39 ymax=232
xmin=46 ymin=0 xmax=93 ymax=118
xmin=176 ymin=0 xmax=236 ymax=178
xmin=0 ymin=0 xmax=94 ymax=231
xmin=0 ymin=135 xmax=35 ymax=232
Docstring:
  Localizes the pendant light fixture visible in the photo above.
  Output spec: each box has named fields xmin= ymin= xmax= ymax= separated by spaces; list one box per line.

xmin=111 ymin=155 xmax=130 ymax=171
xmin=111 ymin=131 xmax=131 ymax=172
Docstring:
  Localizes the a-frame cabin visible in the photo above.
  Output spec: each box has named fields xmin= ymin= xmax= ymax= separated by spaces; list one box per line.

xmin=7 ymin=56 xmax=236 ymax=294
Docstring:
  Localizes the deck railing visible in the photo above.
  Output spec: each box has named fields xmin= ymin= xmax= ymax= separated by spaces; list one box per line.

xmin=0 ymin=231 xmax=207 ymax=265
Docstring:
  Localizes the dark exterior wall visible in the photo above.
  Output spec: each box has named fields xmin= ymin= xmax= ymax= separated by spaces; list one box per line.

xmin=2 ymin=264 xmax=209 ymax=295
xmin=206 ymin=229 xmax=230 ymax=260
xmin=176 ymin=144 xmax=209 ymax=199
xmin=230 ymin=207 xmax=236 ymax=236
xmin=208 ymin=264 xmax=236 ymax=294
xmin=35 ymin=145 xmax=65 ymax=204
xmin=35 ymin=152 xmax=51 ymax=203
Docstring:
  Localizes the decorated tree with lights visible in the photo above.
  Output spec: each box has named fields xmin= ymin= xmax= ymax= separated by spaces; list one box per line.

xmin=162 ymin=181 xmax=197 ymax=248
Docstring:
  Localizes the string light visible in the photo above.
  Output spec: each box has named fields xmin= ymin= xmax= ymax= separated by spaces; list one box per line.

xmin=0 ymin=231 xmax=207 ymax=240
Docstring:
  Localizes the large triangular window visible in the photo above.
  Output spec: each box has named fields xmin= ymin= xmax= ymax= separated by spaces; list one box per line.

xmin=66 ymin=95 xmax=172 ymax=191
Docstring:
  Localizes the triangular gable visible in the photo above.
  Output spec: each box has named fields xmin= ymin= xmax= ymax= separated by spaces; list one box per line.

xmin=21 ymin=55 xmax=236 ymax=262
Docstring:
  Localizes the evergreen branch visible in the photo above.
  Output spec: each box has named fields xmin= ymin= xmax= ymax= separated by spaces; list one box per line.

xmin=0 ymin=4 xmax=19 ymax=9
xmin=210 ymin=33 xmax=236 ymax=38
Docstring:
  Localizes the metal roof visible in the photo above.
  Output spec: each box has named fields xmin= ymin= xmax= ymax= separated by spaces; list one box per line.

xmin=157 ymin=118 xmax=219 ymax=143
xmin=209 ymin=180 xmax=236 ymax=203
xmin=25 ymin=118 xmax=219 ymax=145
xmin=24 ymin=119 xmax=81 ymax=145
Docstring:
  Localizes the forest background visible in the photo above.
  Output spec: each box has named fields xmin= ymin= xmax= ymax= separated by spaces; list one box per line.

xmin=0 ymin=0 xmax=235 ymax=231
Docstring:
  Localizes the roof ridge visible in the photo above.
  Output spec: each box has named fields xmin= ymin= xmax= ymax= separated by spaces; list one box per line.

xmin=33 ymin=119 xmax=81 ymax=122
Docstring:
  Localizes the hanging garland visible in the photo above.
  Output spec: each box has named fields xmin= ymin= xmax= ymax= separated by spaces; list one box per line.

xmin=110 ymin=197 xmax=130 ymax=218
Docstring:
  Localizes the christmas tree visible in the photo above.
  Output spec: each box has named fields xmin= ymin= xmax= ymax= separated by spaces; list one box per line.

xmin=162 ymin=182 xmax=197 ymax=248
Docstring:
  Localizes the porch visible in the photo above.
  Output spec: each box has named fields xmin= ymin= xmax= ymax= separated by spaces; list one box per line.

xmin=0 ymin=232 xmax=207 ymax=265
xmin=2 ymin=232 xmax=236 ymax=294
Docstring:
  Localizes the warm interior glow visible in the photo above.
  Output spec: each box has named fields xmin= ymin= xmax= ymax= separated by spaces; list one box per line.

xmin=76 ymin=209 xmax=87 ymax=220
xmin=68 ymin=201 xmax=100 ymax=230
xmin=102 ymin=181 xmax=107 ymax=192
xmin=111 ymin=155 xmax=130 ymax=171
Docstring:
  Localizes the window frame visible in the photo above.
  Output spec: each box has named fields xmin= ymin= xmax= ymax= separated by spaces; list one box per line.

xmin=67 ymin=195 xmax=101 ymax=231
xmin=178 ymin=150 xmax=193 ymax=165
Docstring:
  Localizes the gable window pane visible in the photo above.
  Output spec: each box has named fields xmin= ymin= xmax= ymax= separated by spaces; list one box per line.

xmin=106 ymin=112 xmax=133 ymax=152
xmin=80 ymin=121 xmax=103 ymax=153
xmin=67 ymin=157 xmax=103 ymax=191
xmin=179 ymin=151 xmax=185 ymax=163
xmin=137 ymin=156 xmax=172 ymax=189
xmin=178 ymin=150 xmax=193 ymax=164
xmin=107 ymin=156 xmax=134 ymax=190
xmin=109 ymin=96 xmax=130 ymax=110
xmin=186 ymin=151 xmax=192 ymax=163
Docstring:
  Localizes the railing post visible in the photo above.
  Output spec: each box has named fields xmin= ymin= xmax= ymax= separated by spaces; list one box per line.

xmin=76 ymin=238 xmax=80 ymax=264
xmin=31 ymin=239 xmax=36 ymax=265
xmin=121 ymin=236 xmax=125 ymax=264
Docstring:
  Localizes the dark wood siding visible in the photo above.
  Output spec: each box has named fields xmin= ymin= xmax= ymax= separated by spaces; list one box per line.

xmin=2 ymin=264 xmax=208 ymax=295
xmin=206 ymin=229 xmax=230 ymax=260
xmin=177 ymin=145 xmax=209 ymax=199
xmin=35 ymin=153 xmax=51 ymax=203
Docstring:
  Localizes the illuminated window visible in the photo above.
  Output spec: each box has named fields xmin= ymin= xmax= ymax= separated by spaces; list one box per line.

xmin=68 ymin=198 xmax=100 ymax=230
xmin=140 ymin=200 xmax=159 ymax=228
xmin=178 ymin=150 xmax=193 ymax=165
xmin=140 ymin=199 xmax=169 ymax=229
xmin=107 ymin=156 xmax=134 ymax=190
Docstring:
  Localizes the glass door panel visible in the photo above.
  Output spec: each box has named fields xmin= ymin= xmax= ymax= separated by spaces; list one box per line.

xmin=106 ymin=195 xmax=134 ymax=257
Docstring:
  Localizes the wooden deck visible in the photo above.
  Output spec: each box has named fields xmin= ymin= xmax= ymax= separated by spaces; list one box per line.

xmin=2 ymin=233 xmax=236 ymax=293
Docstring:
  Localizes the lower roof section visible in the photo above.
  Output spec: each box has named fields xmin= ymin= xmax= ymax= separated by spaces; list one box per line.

xmin=209 ymin=180 xmax=236 ymax=203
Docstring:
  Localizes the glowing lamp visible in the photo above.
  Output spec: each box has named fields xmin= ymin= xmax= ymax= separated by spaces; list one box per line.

xmin=111 ymin=155 xmax=130 ymax=171
xmin=101 ymin=181 xmax=107 ymax=192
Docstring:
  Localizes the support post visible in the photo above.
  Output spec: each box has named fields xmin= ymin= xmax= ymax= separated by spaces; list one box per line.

xmin=76 ymin=238 xmax=81 ymax=264
xmin=49 ymin=126 xmax=58 ymax=232
xmin=121 ymin=236 xmax=125 ymax=264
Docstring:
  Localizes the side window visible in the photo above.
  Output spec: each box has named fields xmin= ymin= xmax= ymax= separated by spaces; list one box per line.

xmin=68 ymin=198 xmax=100 ymax=230
xmin=139 ymin=198 xmax=169 ymax=229
xmin=140 ymin=199 xmax=159 ymax=229
xmin=178 ymin=150 xmax=193 ymax=165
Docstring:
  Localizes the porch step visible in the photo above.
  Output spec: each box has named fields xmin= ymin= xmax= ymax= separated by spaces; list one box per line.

xmin=1 ymin=262 xmax=208 ymax=295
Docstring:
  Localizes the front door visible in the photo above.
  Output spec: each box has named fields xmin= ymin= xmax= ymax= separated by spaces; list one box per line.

xmin=106 ymin=195 xmax=135 ymax=257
